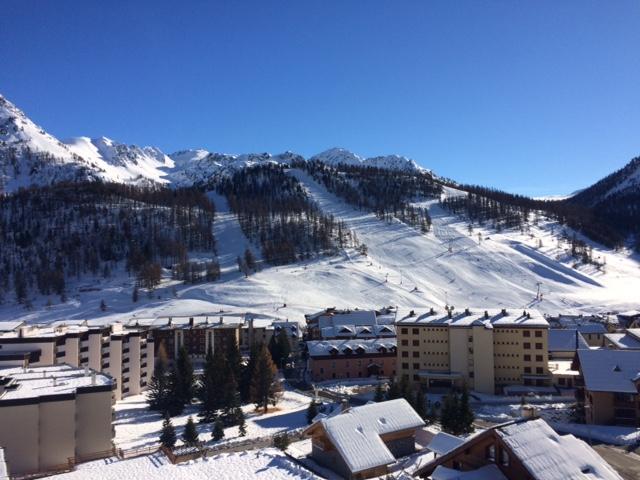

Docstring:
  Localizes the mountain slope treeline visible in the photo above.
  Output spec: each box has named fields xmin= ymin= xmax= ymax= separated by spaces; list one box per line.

xmin=0 ymin=182 xmax=217 ymax=305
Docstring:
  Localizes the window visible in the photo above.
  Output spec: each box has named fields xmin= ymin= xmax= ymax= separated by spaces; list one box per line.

xmin=402 ymin=351 xmax=409 ymax=358
xmin=412 ymin=340 xmax=419 ymax=346
xmin=535 ymin=343 xmax=543 ymax=350
xmin=536 ymin=355 xmax=543 ymax=362
xmin=523 ymin=330 xmax=530 ymax=337
xmin=500 ymin=449 xmax=510 ymax=466
xmin=402 ymin=363 xmax=409 ymax=369
xmin=524 ymin=342 xmax=531 ymax=349
xmin=401 ymin=328 xmax=408 ymax=334
xmin=524 ymin=354 xmax=531 ymax=361
xmin=413 ymin=363 xmax=420 ymax=369
xmin=486 ymin=444 xmax=496 ymax=462
xmin=536 ymin=367 xmax=543 ymax=374
xmin=535 ymin=330 xmax=542 ymax=337
xmin=401 ymin=340 xmax=408 ymax=346
xmin=524 ymin=367 xmax=531 ymax=374
xmin=412 ymin=328 xmax=419 ymax=335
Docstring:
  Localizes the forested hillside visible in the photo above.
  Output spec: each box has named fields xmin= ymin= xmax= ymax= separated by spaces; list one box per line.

xmin=0 ymin=182 xmax=217 ymax=305
xmin=216 ymin=164 xmax=356 ymax=265
xmin=300 ymin=160 xmax=440 ymax=233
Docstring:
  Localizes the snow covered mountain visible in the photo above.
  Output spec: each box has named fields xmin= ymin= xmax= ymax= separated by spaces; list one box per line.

xmin=310 ymin=147 xmax=427 ymax=173
xmin=569 ymin=156 xmax=640 ymax=207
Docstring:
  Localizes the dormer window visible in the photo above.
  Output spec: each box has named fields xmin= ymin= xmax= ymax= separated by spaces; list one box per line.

xmin=329 ymin=347 xmax=339 ymax=355
xmin=356 ymin=347 xmax=365 ymax=355
xmin=378 ymin=346 xmax=387 ymax=353
xmin=343 ymin=347 xmax=353 ymax=355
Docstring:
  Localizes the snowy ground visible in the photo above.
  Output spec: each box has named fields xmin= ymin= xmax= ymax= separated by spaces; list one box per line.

xmin=3 ymin=172 xmax=640 ymax=325
xmin=45 ymin=448 xmax=319 ymax=480
xmin=114 ymin=390 xmax=313 ymax=450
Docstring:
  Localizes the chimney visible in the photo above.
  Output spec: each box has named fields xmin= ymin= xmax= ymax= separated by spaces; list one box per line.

xmin=429 ymin=307 xmax=435 ymax=315
xmin=409 ymin=310 xmax=415 ymax=317
xmin=219 ymin=316 xmax=223 ymax=325
xmin=465 ymin=308 xmax=470 ymax=316
xmin=484 ymin=310 xmax=489 ymax=319
xmin=52 ymin=377 xmax=57 ymax=387
xmin=501 ymin=308 xmax=507 ymax=316
xmin=521 ymin=404 xmax=538 ymax=420
xmin=189 ymin=317 xmax=194 ymax=327
xmin=84 ymin=366 xmax=89 ymax=376
xmin=91 ymin=372 xmax=96 ymax=385
xmin=340 ymin=398 xmax=349 ymax=412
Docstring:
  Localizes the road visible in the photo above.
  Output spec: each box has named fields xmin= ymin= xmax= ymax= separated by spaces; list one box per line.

xmin=592 ymin=445 xmax=640 ymax=480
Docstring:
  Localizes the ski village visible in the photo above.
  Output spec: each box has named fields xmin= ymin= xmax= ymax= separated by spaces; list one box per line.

xmin=2 ymin=2 xmax=640 ymax=478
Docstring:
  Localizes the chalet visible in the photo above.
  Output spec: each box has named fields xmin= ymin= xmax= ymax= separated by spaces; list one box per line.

xmin=604 ymin=328 xmax=640 ymax=350
xmin=304 ymin=399 xmax=424 ymax=479
xmin=307 ymin=338 xmax=397 ymax=381
xmin=576 ymin=348 xmax=640 ymax=426
xmin=416 ymin=417 xmax=622 ymax=480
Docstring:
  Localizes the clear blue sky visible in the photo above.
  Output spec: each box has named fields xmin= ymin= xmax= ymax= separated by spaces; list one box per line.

xmin=2 ymin=1 xmax=639 ymax=196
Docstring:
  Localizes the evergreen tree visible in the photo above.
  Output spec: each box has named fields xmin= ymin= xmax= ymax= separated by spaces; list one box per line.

xmin=182 ymin=416 xmax=199 ymax=447
xmin=212 ymin=419 xmax=225 ymax=441
xmin=100 ymin=299 xmax=107 ymax=311
xmin=237 ymin=408 xmax=247 ymax=436
xmin=458 ymin=386 xmax=475 ymax=435
xmin=159 ymin=414 xmax=177 ymax=449
xmin=199 ymin=344 xmax=223 ymax=422
xmin=176 ymin=345 xmax=194 ymax=405
xmin=166 ymin=365 xmax=185 ymax=416
xmin=268 ymin=333 xmax=281 ymax=368
xmin=414 ymin=390 xmax=427 ymax=420
xmin=374 ymin=383 xmax=385 ymax=402
xmin=425 ymin=403 xmax=437 ymax=425
xmin=240 ymin=342 xmax=260 ymax=403
xmin=276 ymin=328 xmax=291 ymax=368
xmin=147 ymin=342 xmax=170 ymax=412
xmin=132 ymin=286 xmax=139 ymax=303
xmin=250 ymin=344 xmax=282 ymax=413
xmin=225 ymin=334 xmax=242 ymax=381
xmin=244 ymin=248 xmax=256 ymax=271
xmin=440 ymin=393 xmax=458 ymax=434
xmin=386 ymin=377 xmax=401 ymax=400
xmin=273 ymin=431 xmax=290 ymax=451
xmin=306 ymin=401 xmax=319 ymax=424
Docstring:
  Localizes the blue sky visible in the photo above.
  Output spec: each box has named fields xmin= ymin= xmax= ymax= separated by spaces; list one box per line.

xmin=1 ymin=1 xmax=639 ymax=196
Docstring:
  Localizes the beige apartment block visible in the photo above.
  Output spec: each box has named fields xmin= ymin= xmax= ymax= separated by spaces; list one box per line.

xmin=0 ymin=364 xmax=114 ymax=477
xmin=396 ymin=308 xmax=550 ymax=394
xmin=0 ymin=321 xmax=154 ymax=401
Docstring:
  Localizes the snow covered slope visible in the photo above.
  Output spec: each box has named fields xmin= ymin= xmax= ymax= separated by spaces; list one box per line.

xmin=310 ymin=147 xmax=427 ymax=173
xmin=64 ymin=136 xmax=174 ymax=185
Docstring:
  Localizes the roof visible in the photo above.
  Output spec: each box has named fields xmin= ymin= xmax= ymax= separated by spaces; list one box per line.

xmin=604 ymin=332 xmax=640 ymax=350
xmin=0 ymin=321 xmax=24 ymax=332
xmin=549 ymin=329 xmax=580 ymax=352
xmin=497 ymin=418 xmax=622 ymax=480
xmin=317 ymin=310 xmax=378 ymax=330
xmin=576 ymin=324 xmax=607 ymax=335
xmin=0 ymin=364 xmax=113 ymax=401
xmin=396 ymin=308 xmax=548 ymax=328
xmin=309 ymin=399 xmax=424 ymax=473
xmin=427 ymin=432 xmax=465 ymax=456
xmin=617 ymin=310 xmax=640 ymax=318
xmin=578 ymin=349 xmax=640 ymax=393
xmin=431 ymin=464 xmax=507 ymax=480
xmin=307 ymin=338 xmax=397 ymax=357
xmin=320 ymin=323 xmax=396 ymax=339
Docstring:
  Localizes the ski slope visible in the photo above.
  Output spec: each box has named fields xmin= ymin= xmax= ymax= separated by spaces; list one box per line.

xmin=1 ymin=170 xmax=639 ymax=325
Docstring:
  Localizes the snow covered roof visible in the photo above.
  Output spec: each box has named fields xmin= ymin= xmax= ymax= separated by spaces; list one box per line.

xmin=320 ymin=323 xmax=396 ymax=339
xmin=396 ymin=308 xmax=548 ymax=328
xmin=431 ymin=464 xmax=507 ymax=480
xmin=497 ymin=418 xmax=622 ymax=480
xmin=576 ymin=323 xmax=607 ymax=334
xmin=0 ymin=321 xmax=24 ymax=332
xmin=604 ymin=332 xmax=640 ymax=350
xmin=617 ymin=310 xmax=640 ymax=318
xmin=307 ymin=338 xmax=397 ymax=357
xmin=578 ymin=349 xmax=640 ymax=393
xmin=427 ymin=432 xmax=465 ymax=456
xmin=548 ymin=329 xmax=581 ymax=352
xmin=309 ymin=398 xmax=424 ymax=474
xmin=0 ymin=364 xmax=113 ymax=401
xmin=317 ymin=310 xmax=377 ymax=329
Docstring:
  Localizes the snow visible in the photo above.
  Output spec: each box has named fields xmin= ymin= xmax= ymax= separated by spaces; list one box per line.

xmin=427 ymin=432 xmax=465 ymax=456
xmin=497 ymin=419 xmax=623 ymax=480
xmin=114 ymin=390 xmax=312 ymax=450
xmin=431 ymin=464 xmax=507 ymax=480
xmin=306 ymin=338 xmax=396 ymax=357
xmin=310 ymin=398 xmax=424 ymax=474
xmin=45 ymin=448 xmax=319 ymax=479
xmin=548 ymin=422 xmax=640 ymax=446
xmin=578 ymin=349 xmax=640 ymax=393
xmin=310 ymin=148 xmax=428 ymax=173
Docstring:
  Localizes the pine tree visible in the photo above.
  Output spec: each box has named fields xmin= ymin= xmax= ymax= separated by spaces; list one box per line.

xmin=250 ymin=344 xmax=282 ymax=413
xmin=100 ymin=299 xmax=107 ymax=311
xmin=225 ymin=334 xmax=242 ymax=381
xmin=306 ymin=401 xmax=319 ymax=424
xmin=132 ymin=286 xmax=139 ymax=303
xmin=244 ymin=248 xmax=256 ymax=271
xmin=166 ymin=365 xmax=185 ymax=416
xmin=268 ymin=333 xmax=281 ymax=368
xmin=273 ymin=431 xmax=290 ymax=451
xmin=182 ymin=416 xmax=199 ymax=447
xmin=240 ymin=342 xmax=260 ymax=403
xmin=458 ymin=386 xmax=475 ymax=435
xmin=159 ymin=414 xmax=177 ymax=449
xmin=176 ymin=345 xmax=194 ymax=405
xmin=276 ymin=328 xmax=291 ymax=368
xmin=237 ymin=408 xmax=247 ymax=436
xmin=212 ymin=419 xmax=225 ymax=441
xmin=374 ymin=383 xmax=385 ymax=402
xmin=148 ymin=342 xmax=170 ymax=412
xmin=414 ymin=390 xmax=427 ymax=420
xmin=199 ymin=344 xmax=222 ymax=422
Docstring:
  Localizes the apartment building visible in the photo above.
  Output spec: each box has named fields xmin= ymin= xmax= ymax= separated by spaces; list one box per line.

xmin=396 ymin=308 xmax=550 ymax=394
xmin=305 ymin=307 xmax=397 ymax=340
xmin=576 ymin=349 xmax=640 ymax=426
xmin=0 ymin=321 xmax=154 ymax=400
xmin=0 ymin=365 xmax=115 ymax=477
xmin=307 ymin=338 xmax=397 ymax=382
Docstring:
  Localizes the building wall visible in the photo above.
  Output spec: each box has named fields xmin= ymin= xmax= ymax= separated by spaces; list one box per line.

xmin=310 ymin=354 xmax=396 ymax=381
xmin=472 ymin=326 xmax=495 ymax=394
xmin=105 ymin=337 xmax=123 ymax=401
xmin=38 ymin=399 xmax=75 ymax=470
xmin=75 ymin=389 xmax=114 ymax=457
xmin=0 ymin=403 xmax=39 ymax=475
